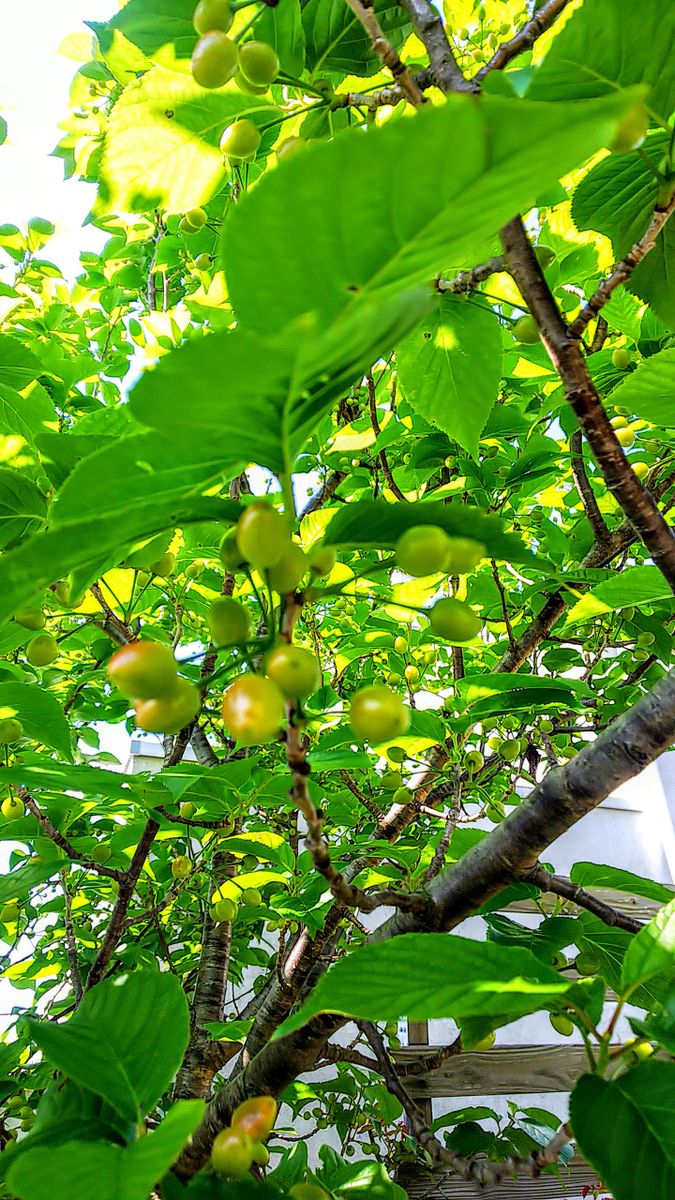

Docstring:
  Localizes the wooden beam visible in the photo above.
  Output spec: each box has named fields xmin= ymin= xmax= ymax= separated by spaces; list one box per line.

xmin=394 ymin=1043 xmax=601 ymax=1097
xmin=396 ymin=1158 xmax=601 ymax=1199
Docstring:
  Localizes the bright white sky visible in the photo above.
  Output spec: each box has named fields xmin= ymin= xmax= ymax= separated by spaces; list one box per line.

xmin=0 ymin=0 xmax=115 ymax=276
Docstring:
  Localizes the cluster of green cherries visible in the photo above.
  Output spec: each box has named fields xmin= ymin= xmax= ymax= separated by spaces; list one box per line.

xmin=108 ymin=641 xmax=201 ymax=736
xmin=13 ymin=603 xmax=60 ymax=668
xmin=190 ymin=0 xmax=281 ymax=165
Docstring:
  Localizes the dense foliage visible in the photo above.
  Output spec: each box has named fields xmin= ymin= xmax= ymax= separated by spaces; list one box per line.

xmin=0 ymin=1 xmax=674 ymax=1198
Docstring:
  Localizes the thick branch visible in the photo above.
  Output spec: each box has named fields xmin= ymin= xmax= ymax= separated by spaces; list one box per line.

xmin=501 ymin=217 xmax=675 ymax=593
xmin=373 ymin=668 xmax=675 ymax=939
xmin=174 ymin=850 xmax=235 ymax=1098
xmin=300 ymin=470 xmax=346 ymax=519
xmin=398 ymin=0 xmax=476 ymax=94
xmin=525 ymin=866 xmax=643 ymax=934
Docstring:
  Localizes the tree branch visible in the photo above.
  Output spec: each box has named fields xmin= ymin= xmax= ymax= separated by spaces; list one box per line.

xmin=525 ymin=866 xmax=643 ymax=934
xmin=501 ymin=216 xmax=675 ymax=593
xmin=397 ymin=0 xmax=476 ymax=94
xmin=569 ymin=190 xmax=675 ymax=339
xmin=343 ymin=0 xmax=426 ymax=107
xmin=475 ymin=0 xmax=573 ymax=82
xmin=569 ymin=429 xmax=610 ymax=545
xmin=84 ymin=818 xmax=159 ymax=991
xmin=20 ymin=792 xmax=122 ymax=881
xmin=437 ymin=255 xmax=505 ymax=294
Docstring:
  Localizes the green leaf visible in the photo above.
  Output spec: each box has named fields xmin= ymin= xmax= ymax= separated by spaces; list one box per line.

xmin=458 ymin=672 xmax=592 ymax=720
xmin=0 ymin=470 xmax=47 ymax=550
xmin=25 ymin=972 xmax=190 ymax=1123
xmin=130 ymin=290 xmax=430 ymax=474
xmin=0 ymin=382 xmax=56 ymax=447
xmin=527 ymin=0 xmax=675 ymax=122
xmin=570 ymin=863 xmax=675 ymax=906
xmin=225 ymin=89 xmax=641 ymax=335
xmin=622 ymin=898 xmax=675 ymax=992
xmin=396 ymin=296 xmax=502 ymax=456
xmin=577 ymin=913 xmax=668 ymax=1011
xmin=570 ymin=1063 xmax=675 ymax=1200
xmin=98 ymin=67 xmax=279 ymax=215
xmin=607 ymin=346 xmax=675 ymax=428
xmin=273 ymin=933 xmax=572 ymax=1039
xmin=94 ymin=0 xmax=196 ymax=67
xmin=302 ymin=0 xmax=409 ymax=76
xmin=0 ymin=335 xmax=43 ymax=391
xmin=565 ymin=565 xmax=674 ymax=624
xmin=572 ymin=132 xmax=675 ymax=330
xmin=0 ymin=860 xmax=60 ymax=905
xmin=258 ymin=0 xmax=305 ymax=77
xmin=327 ymin=1161 xmax=407 ymax=1200
xmin=0 ymin=755 xmax=168 ymax=806
xmin=0 ymin=683 xmax=71 ymax=759
xmin=323 ymin=499 xmax=529 ymax=562
xmin=8 ymin=1101 xmax=203 ymax=1200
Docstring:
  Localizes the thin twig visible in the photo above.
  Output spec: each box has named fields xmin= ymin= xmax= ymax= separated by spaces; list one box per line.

xmin=59 ymin=870 xmax=83 ymax=1002
xmin=475 ymin=0 xmax=573 ymax=81
xmin=526 ymin=865 xmax=644 ymax=934
xmin=569 ymin=430 xmax=610 ymax=545
xmin=570 ymin=191 xmax=675 ymax=339
xmin=343 ymin=0 xmax=426 ymax=106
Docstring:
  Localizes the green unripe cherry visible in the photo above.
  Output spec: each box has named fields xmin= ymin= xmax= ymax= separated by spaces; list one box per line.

xmin=1 ymin=902 xmax=20 ymax=923
xmin=220 ymin=119 xmax=261 ymax=162
xmin=264 ymin=644 xmax=320 ymax=699
xmin=386 ymin=745 xmax=407 ymax=763
xmin=210 ymin=1127 xmax=254 ymax=1176
xmin=220 ymin=527 xmax=247 ymax=571
xmin=428 ymin=598 xmax=482 ymax=644
xmin=221 ymin=673 xmax=285 ymax=745
xmin=612 ymin=347 xmax=631 ymax=369
xmin=1 ymin=795 xmax=24 ymax=820
xmin=180 ymin=801 xmax=196 ymax=820
xmin=91 ymin=844 xmax=111 ymax=865
xmin=549 ymin=1012 xmax=574 ymax=1037
xmin=391 ymin=786 xmax=410 ymax=805
xmin=108 ymin=641 xmax=178 ymax=700
xmin=395 ymin=524 xmax=451 ymax=577
xmin=615 ymin=426 xmax=636 ymax=449
xmin=445 ymin=537 xmax=485 ymax=575
xmin=234 ymin=68 xmax=268 ymax=95
xmin=193 ymin=0 xmax=233 ymax=35
xmin=238 ymin=40 xmax=280 ymax=87
xmin=637 ymin=631 xmax=655 ymax=647
xmin=211 ymin=897 xmax=237 ymax=923
xmin=575 ymin=951 xmax=601 ymax=976
xmin=307 ymin=544 xmax=336 ymax=578
xmin=513 ymin=314 xmax=540 ymax=344
xmin=172 ymin=855 xmax=192 ymax=880
xmin=277 ymin=137 xmax=303 ymax=162
xmin=134 ymin=678 xmax=201 ymax=735
xmin=192 ymin=31 xmax=238 ymax=88
xmin=265 ymin=542 xmax=307 ymax=593
xmin=0 ymin=718 xmax=23 ymax=743
xmin=14 ymin=607 xmax=46 ymax=631
xmin=289 ymin=1186 xmax=330 ymax=1200
xmin=149 ymin=551 xmax=176 ymax=577
xmin=394 ymin=635 xmax=408 ymax=654
xmin=404 ymin=664 xmax=419 ymax=686
xmin=193 ymin=255 xmax=211 ymax=273
xmin=242 ymin=854 xmax=258 ymax=871
xmin=381 ymin=769 xmax=402 ymax=791
xmin=236 ymin=503 xmax=286 ymax=569
xmin=349 ymin=685 xmax=410 ymax=744
xmin=26 ymin=633 xmax=58 ymax=667
xmin=465 ymin=749 xmax=484 ymax=772
xmin=179 ymin=207 xmax=207 ymax=234
xmin=471 ymin=1031 xmax=495 ymax=1052
xmin=241 ymin=887 xmax=262 ymax=906
xmin=208 ymin=597 xmax=250 ymax=646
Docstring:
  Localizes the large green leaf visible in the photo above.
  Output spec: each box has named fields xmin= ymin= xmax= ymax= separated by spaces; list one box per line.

xmin=527 ymin=0 xmax=675 ymax=121
xmin=570 ymin=863 xmax=675 ymax=906
xmin=322 ymin=499 xmax=529 ymax=562
xmin=565 ymin=565 xmax=674 ymax=624
xmin=570 ymin=1063 xmax=675 ymax=1200
xmin=257 ymin=0 xmax=305 ymax=77
xmin=572 ymin=132 xmax=675 ymax=330
xmin=606 ymin=346 xmax=675 ymax=428
xmin=0 ymin=470 xmax=47 ymax=550
xmin=97 ymin=67 xmax=279 ymax=215
xmin=8 ymin=1101 xmax=203 ymax=1200
xmin=302 ymin=0 xmax=409 ymax=76
xmin=0 ymin=683 xmax=71 ymax=759
xmin=396 ymin=296 xmax=502 ymax=456
xmin=25 ymin=972 xmax=190 ymax=1124
xmin=622 ymin=898 xmax=675 ymax=992
xmin=130 ymin=290 xmax=430 ymax=474
xmin=0 ymin=382 xmax=56 ymax=447
xmin=577 ymin=913 xmax=667 ymax=1011
xmin=0 ymin=860 xmax=60 ymax=905
xmin=224 ymin=90 xmax=639 ymax=335
xmin=0 ymin=755 xmax=168 ymax=806
xmin=273 ymin=933 xmax=572 ymax=1039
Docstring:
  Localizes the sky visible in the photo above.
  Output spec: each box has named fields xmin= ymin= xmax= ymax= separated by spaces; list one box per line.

xmin=0 ymin=0 xmax=115 ymax=277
